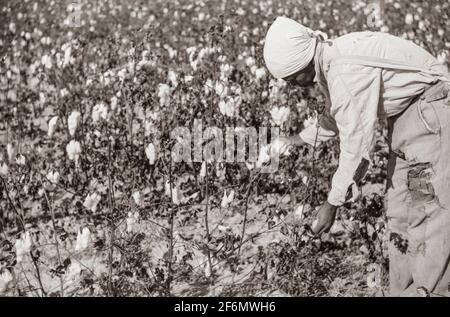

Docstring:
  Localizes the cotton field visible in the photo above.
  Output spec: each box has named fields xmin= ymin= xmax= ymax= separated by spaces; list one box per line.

xmin=0 ymin=0 xmax=449 ymax=297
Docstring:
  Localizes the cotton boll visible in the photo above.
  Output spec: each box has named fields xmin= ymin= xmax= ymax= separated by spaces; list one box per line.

xmin=62 ymin=44 xmax=72 ymax=67
xmin=75 ymin=227 xmax=91 ymax=251
xmin=46 ymin=170 xmax=60 ymax=184
xmin=214 ymin=81 xmax=229 ymax=97
xmin=158 ymin=84 xmax=171 ymax=107
xmin=164 ymin=181 xmax=182 ymax=205
xmin=256 ymin=145 xmax=271 ymax=168
xmin=199 ymin=161 xmax=207 ymax=180
xmin=92 ymin=103 xmax=108 ymax=123
xmin=68 ymin=111 xmax=81 ymax=137
xmin=303 ymin=115 xmax=318 ymax=129
xmin=145 ymin=143 xmax=156 ymax=165
xmin=0 ymin=163 xmax=8 ymax=176
xmin=83 ymin=193 xmax=101 ymax=212
xmin=437 ymin=51 xmax=448 ymax=67
xmin=220 ymin=190 xmax=234 ymax=208
xmin=245 ymin=56 xmax=255 ymax=68
xmin=270 ymin=106 xmax=290 ymax=126
xmin=168 ymin=70 xmax=178 ymax=87
xmin=269 ymin=137 xmax=291 ymax=157
xmin=15 ymin=154 xmax=26 ymax=166
xmin=255 ymin=67 xmax=266 ymax=82
xmin=15 ymin=232 xmax=32 ymax=263
xmin=66 ymin=140 xmax=81 ymax=163
xmin=126 ymin=212 xmax=140 ymax=233
xmin=132 ymin=191 xmax=141 ymax=206
xmin=48 ymin=116 xmax=58 ymax=138
xmin=41 ymin=54 xmax=52 ymax=69
xmin=0 ymin=269 xmax=15 ymax=294
xmin=6 ymin=143 xmax=15 ymax=162
xmin=65 ymin=262 xmax=82 ymax=283
xmin=218 ymin=97 xmax=237 ymax=117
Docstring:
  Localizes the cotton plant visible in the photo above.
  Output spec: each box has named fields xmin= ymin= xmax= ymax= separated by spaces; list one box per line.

xmin=167 ymin=70 xmax=178 ymax=87
xmin=15 ymin=154 xmax=26 ymax=166
xmin=0 ymin=162 xmax=8 ymax=176
xmin=214 ymin=81 xmax=229 ymax=98
xmin=46 ymin=170 xmax=60 ymax=184
xmin=47 ymin=116 xmax=59 ymax=138
xmin=15 ymin=231 xmax=32 ymax=263
xmin=145 ymin=143 xmax=156 ymax=165
xmin=126 ymin=212 xmax=140 ymax=233
xmin=0 ymin=270 xmax=14 ymax=294
xmin=270 ymin=106 xmax=290 ymax=126
xmin=164 ymin=180 xmax=182 ymax=205
xmin=68 ymin=111 xmax=81 ymax=137
xmin=366 ymin=263 xmax=382 ymax=289
xmin=245 ymin=162 xmax=255 ymax=171
xmin=83 ymin=193 xmax=101 ymax=212
xmin=215 ymin=163 xmax=226 ymax=181
xmin=75 ymin=227 xmax=91 ymax=252
xmin=158 ymin=83 xmax=171 ymax=107
xmin=66 ymin=140 xmax=81 ymax=164
xmin=269 ymin=136 xmax=291 ymax=157
xmin=294 ymin=205 xmax=304 ymax=220
xmin=6 ymin=143 xmax=15 ymax=162
xmin=41 ymin=54 xmax=52 ymax=69
xmin=199 ymin=161 xmax=207 ymax=180
xmin=60 ymin=88 xmax=69 ymax=98
xmin=303 ymin=115 xmax=318 ymax=129
xmin=65 ymin=262 xmax=82 ymax=284
xmin=254 ymin=67 xmax=266 ymax=82
xmin=136 ymin=50 xmax=153 ymax=70
xmin=132 ymin=191 xmax=141 ymax=206
xmin=218 ymin=96 xmax=239 ymax=117
xmin=109 ymin=96 xmax=118 ymax=112
xmin=245 ymin=56 xmax=256 ymax=67
xmin=255 ymin=145 xmax=271 ymax=168
xmin=219 ymin=63 xmax=233 ymax=81
xmin=62 ymin=43 xmax=72 ymax=68
xmin=91 ymin=102 xmax=109 ymax=123
xmin=220 ymin=190 xmax=235 ymax=208
xmin=204 ymin=78 xmax=214 ymax=96
xmin=269 ymin=78 xmax=287 ymax=101
xmin=437 ymin=51 xmax=449 ymax=70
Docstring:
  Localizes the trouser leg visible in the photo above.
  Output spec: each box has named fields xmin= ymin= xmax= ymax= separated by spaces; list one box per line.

xmin=408 ymin=197 xmax=450 ymax=296
xmin=388 ymin=82 xmax=450 ymax=296
xmin=386 ymin=152 xmax=414 ymax=296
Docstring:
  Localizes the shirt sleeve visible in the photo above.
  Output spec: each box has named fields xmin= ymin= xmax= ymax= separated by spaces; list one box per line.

xmin=327 ymin=67 xmax=382 ymax=206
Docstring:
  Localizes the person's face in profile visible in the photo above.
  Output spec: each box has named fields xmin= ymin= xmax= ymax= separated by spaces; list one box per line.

xmin=283 ymin=60 xmax=316 ymax=87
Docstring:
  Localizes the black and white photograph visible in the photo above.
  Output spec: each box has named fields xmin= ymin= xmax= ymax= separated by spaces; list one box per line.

xmin=0 ymin=0 xmax=449 ymax=301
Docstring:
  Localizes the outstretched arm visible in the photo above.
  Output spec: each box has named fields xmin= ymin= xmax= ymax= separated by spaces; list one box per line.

xmin=313 ymin=67 xmax=382 ymax=234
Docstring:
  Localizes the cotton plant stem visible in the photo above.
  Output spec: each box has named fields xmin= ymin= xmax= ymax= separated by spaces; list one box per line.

xmin=238 ymin=172 xmax=261 ymax=256
xmin=20 ymin=263 xmax=39 ymax=297
xmin=107 ymin=138 xmax=116 ymax=296
xmin=29 ymin=250 xmax=47 ymax=297
xmin=166 ymin=153 xmax=175 ymax=296
xmin=203 ymin=162 xmax=214 ymax=283
xmin=4 ymin=170 xmax=47 ymax=296
xmin=39 ymin=175 xmax=64 ymax=297
xmin=0 ymin=175 xmax=26 ymax=231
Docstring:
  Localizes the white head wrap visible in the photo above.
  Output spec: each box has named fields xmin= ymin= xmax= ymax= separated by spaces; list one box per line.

xmin=263 ymin=17 xmax=320 ymax=79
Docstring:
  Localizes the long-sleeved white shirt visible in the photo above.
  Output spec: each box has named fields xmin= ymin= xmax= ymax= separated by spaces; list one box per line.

xmin=299 ymin=31 xmax=449 ymax=206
